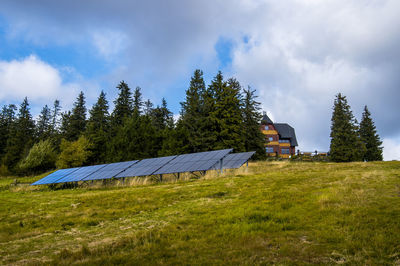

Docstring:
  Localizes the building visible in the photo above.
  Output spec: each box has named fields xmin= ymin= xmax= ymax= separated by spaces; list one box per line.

xmin=260 ymin=112 xmax=298 ymax=158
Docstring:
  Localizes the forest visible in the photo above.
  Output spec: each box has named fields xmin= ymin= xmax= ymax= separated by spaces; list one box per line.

xmin=0 ymin=70 xmax=266 ymax=176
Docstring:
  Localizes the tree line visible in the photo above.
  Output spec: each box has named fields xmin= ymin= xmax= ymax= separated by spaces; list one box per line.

xmin=330 ymin=93 xmax=383 ymax=162
xmin=0 ymin=70 xmax=266 ymax=176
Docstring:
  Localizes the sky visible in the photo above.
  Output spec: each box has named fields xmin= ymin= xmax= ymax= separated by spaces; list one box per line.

xmin=0 ymin=0 xmax=399 ymax=160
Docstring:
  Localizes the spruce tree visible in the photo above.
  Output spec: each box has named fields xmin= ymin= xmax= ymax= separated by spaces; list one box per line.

xmin=3 ymin=98 xmax=35 ymax=171
xmin=64 ymin=91 xmax=87 ymax=141
xmin=111 ymin=81 xmax=133 ymax=126
xmin=36 ymin=105 xmax=52 ymax=140
xmin=198 ymin=72 xmax=218 ymax=151
xmin=330 ymin=93 xmax=364 ymax=162
xmin=242 ymin=87 xmax=266 ymax=159
xmin=208 ymin=72 xmax=244 ymax=151
xmin=50 ymin=99 xmax=61 ymax=136
xmin=177 ymin=69 xmax=206 ymax=153
xmin=144 ymin=99 xmax=154 ymax=116
xmin=86 ymin=91 xmax=110 ymax=164
xmin=0 ymin=104 xmax=17 ymax=160
xmin=359 ymin=105 xmax=383 ymax=161
xmin=133 ymin=86 xmax=144 ymax=115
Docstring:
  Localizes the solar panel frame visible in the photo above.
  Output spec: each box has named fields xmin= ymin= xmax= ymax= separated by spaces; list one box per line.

xmin=213 ymin=151 xmax=255 ymax=169
xmin=115 ymin=155 xmax=177 ymax=178
xmin=83 ymin=160 xmax=139 ymax=181
xmin=31 ymin=167 xmax=81 ymax=185
xmin=153 ymin=149 xmax=232 ymax=175
xmin=54 ymin=164 xmax=108 ymax=183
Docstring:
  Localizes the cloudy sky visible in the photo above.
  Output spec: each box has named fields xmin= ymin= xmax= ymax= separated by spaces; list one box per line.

xmin=0 ymin=0 xmax=399 ymax=160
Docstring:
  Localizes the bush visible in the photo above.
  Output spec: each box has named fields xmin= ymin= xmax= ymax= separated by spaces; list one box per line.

xmin=56 ymin=136 xmax=92 ymax=169
xmin=19 ymin=139 xmax=57 ymax=173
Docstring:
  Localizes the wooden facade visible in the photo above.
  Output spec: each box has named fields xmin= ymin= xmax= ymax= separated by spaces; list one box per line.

xmin=260 ymin=113 xmax=298 ymax=158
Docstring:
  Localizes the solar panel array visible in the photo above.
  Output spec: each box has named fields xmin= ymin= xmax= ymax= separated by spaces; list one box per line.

xmin=116 ymin=156 xmax=177 ymax=178
xmin=31 ymin=167 xmax=81 ymax=185
xmin=153 ymin=149 xmax=232 ymax=175
xmin=31 ymin=149 xmax=254 ymax=186
xmin=215 ymin=151 xmax=255 ymax=169
xmin=83 ymin=160 xmax=138 ymax=181
xmin=55 ymin=164 xmax=108 ymax=183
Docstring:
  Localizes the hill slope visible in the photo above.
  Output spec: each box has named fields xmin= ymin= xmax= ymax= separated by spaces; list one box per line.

xmin=1 ymin=161 xmax=399 ymax=264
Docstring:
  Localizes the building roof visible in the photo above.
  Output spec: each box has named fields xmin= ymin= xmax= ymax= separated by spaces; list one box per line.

xmin=261 ymin=112 xmax=273 ymax=125
xmin=274 ymin=123 xmax=298 ymax=146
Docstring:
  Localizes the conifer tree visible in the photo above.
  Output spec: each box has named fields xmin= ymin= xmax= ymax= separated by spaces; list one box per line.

xmin=86 ymin=91 xmax=110 ymax=164
xmin=208 ymin=72 xmax=244 ymax=151
xmin=133 ymin=86 xmax=144 ymax=115
xmin=198 ymin=72 xmax=218 ymax=150
xmin=36 ymin=105 xmax=52 ymax=140
xmin=60 ymin=111 xmax=71 ymax=138
xmin=111 ymin=81 xmax=133 ymax=126
xmin=107 ymin=115 xmax=156 ymax=161
xmin=359 ymin=105 xmax=383 ymax=161
xmin=50 ymin=99 xmax=61 ymax=135
xmin=149 ymin=98 xmax=175 ymax=156
xmin=0 ymin=104 xmax=17 ymax=160
xmin=242 ymin=87 xmax=266 ymax=159
xmin=330 ymin=93 xmax=364 ymax=162
xmin=144 ymin=99 xmax=154 ymax=116
xmin=64 ymin=91 xmax=87 ymax=141
xmin=3 ymin=98 xmax=35 ymax=171
xmin=177 ymin=69 xmax=206 ymax=153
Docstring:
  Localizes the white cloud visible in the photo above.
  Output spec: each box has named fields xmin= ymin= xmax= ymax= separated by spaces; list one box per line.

xmin=382 ymin=138 xmax=400 ymax=161
xmin=0 ymin=55 xmax=89 ymax=112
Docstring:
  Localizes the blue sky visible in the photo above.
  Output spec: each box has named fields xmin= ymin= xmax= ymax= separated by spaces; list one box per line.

xmin=0 ymin=0 xmax=399 ymax=160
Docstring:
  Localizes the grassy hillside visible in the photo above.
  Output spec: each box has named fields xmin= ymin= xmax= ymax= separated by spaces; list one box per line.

xmin=1 ymin=161 xmax=399 ymax=265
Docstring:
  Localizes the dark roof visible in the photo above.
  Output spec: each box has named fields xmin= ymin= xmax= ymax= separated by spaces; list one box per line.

xmin=261 ymin=112 xmax=273 ymax=125
xmin=274 ymin=123 xmax=298 ymax=146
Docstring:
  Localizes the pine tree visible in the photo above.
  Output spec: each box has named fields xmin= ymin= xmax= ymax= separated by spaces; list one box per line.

xmin=242 ymin=87 xmax=266 ymax=159
xmin=3 ymin=98 xmax=36 ymax=171
xmin=330 ymin=93 xmax=364 ymax=162
xmin=85 ymin=91 xmax=110 ymax=164
xmin=111 ymin=81 xmax=133 ymax=126
xmin=64 ymin=91 xmax=87 ymax=141
xmin=359 ymin=105 xmax=383 ymax=161
xmin=36 ymin=105 xmax=52 ymax=140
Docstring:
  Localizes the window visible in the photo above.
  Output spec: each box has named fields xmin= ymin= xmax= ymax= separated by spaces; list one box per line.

xmin=281 ymin=148 xmax=290 ymax=154
xmin=266 ymin=147 xmax=274 ymax=153
xmin=265 ymin=125 xmax=272 ymax=130
xmin=279 ymin=139 xmax=290 ymax=143
xmin=268 ymin=137 xmax=274 ymax=141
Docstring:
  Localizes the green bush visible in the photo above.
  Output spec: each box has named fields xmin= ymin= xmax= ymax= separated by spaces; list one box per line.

xmin=56 ymin=136 xmax=92 ymax=169
xmin=19 ymin=139 xmax=57 ymax=173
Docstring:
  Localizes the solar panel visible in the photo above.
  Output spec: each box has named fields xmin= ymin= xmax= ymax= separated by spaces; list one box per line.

xmin=115 ymin=155 xmax=177 ymax=178
xmin=215 ymin=151 xmax=255 ymax=169
xmin=83 ymin=160 xmax=139 ymax=181
xmin=153 ymin=149 xmax=232 ymax=175
xmin=54 ymin=164 xmax=108 ymax=183
xmin=31 ymin=167 xmax=81 ymax=185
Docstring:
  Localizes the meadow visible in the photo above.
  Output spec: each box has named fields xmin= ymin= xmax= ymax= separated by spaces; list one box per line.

xmin=0 ymin=161 xmax=399 ymax=265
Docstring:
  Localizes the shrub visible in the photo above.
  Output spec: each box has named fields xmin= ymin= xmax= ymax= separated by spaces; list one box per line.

xmin=19 ymin=139 xmax=57 ymax=173
xmin=56 ymin=136 xmax=92 ymax=169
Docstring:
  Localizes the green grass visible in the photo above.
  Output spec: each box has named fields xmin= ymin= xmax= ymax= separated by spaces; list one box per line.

xmin=0 ymin=161 xmax=399 ymax=265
